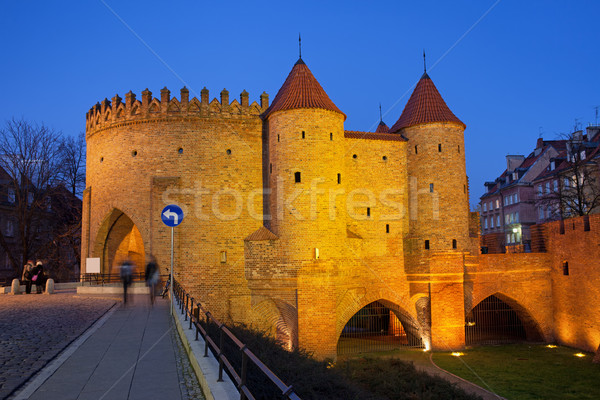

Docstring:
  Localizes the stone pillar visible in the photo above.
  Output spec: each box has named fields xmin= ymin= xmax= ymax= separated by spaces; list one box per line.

xmin=11 ymin=279 xmax=20 ymax=295
xmin=45 ymin=278 xmax=55 ymax=295
xmin=429 ymin=252 xmax=466 ymax=351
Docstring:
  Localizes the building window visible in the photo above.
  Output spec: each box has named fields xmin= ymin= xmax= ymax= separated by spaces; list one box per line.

xmin=515 ymin=212 xmax=519 ymax=223
xmin=367 ymin=207 xmax=371 ymax=217
xmin=330 ymin=132 xmax=333 ymax=141
xmin=294 ymin=172 xmax=301 ymax=183
xmin=424 ymin=240 xmax=430 ymax=250
xmin=545 ymin=182 xmax=550 ymax=194
xmin=563 ymin=261 xmax=569 ymax=276
xmin=415 ymin=145 xmax=418 ymax=154
xmin=270 ymin=163 xmax=272 ymax=173
xmin=483 ymin=203 xmax=487 ymax=212
xmin=490 ymin=217 xmax=494 ymax=228
xmin=484 ymin=218 xmax=488 ymax=229
xmin=505 ymin=214 xmax=509 ymax=225
xmin=452 ymin=239 xmax=457 ymax=249
xmin=429 ymin=183 xmax=434 ymax=193
xmin=539 ymin=207 xmax=544 ymax=219
xmin=438 ymin=143 xmax=442 ymax=152
xmin=277 ymin=134 xmax=280 ymax=142
xmin=386 ymin=224 xmax=390 ymax=233
xmin=337 ymin=173 xmax=341 ymax=184
xmin=458 ymin=145 xmax=460 ymax=153
xmin=537 ymin=185 xmax=542 ymax=195
xmin=564 ymin=177 xmax=569 ymax=188
xmin=495 ymin=199 xmax=499 ymax=209
xmin=496 ymin=215 xmax=500 ymax=226
xmin=489 ymin=201 xmax=493 ymax=211
xmin=302 ymin=131 xmax=305 ymax=139
xmin=581 ymin=150 xmax=586 ymax=160
xmin=553 ymin=180 xmax=558 ymax=192
xmin=5 ymin=220 xmax=13 ymax=237
xmin=506 ymin=234 xmax=511 ymax=244
xmin=550 ymin=160 xmax=555 ymax=170
xmin=504 ymin=197 xmax=508 ymax=206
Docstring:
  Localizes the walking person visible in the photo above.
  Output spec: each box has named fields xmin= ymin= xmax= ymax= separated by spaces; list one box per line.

xmin=145 ymin=255 xmax=159 ymax=305
xmin=21 ymin=260 xmax=34 ymax=294
xmin=32 ymin=260 xmax=46 ymax=294
xmin=120 ymin=259 xmax=133 ymax=304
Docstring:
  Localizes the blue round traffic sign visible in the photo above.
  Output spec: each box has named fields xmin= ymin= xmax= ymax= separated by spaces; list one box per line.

xmin=162 ymin=204 xmax=184 ymax=227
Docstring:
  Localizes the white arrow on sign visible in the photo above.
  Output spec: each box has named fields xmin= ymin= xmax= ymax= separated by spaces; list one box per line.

xmin=163 ymin=209 xmax=178 ymax=225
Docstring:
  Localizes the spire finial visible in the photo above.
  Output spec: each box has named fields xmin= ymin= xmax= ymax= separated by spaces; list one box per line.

xmin=423 ymin=49 xmax=426 ymax=73
xmin=379 ymin=103 xmax=383 ymax=123
xmin=299 ymin=33 xmax=302 ymax=59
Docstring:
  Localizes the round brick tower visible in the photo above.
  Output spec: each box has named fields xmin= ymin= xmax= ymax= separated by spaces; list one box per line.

xmin=262 ymin=58 xmax=347 ymax=262
xmin=390 ymin=72 xmax=470 ymax=255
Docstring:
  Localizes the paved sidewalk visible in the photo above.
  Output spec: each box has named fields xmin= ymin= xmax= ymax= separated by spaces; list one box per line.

xmin=20 ymin=295 xmax=203 ymax=400
xmin=0 ymin=292 xmax=116 ymax=399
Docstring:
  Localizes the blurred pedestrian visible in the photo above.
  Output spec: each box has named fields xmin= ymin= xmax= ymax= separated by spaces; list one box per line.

xmin=120 ymin=259 xmax=133 ymax=304
xmin=32 ymin=260 xmax=46 ymax=294
xmin=21 ymin=260 xmax=34 ymax=294
xmin=145 ymin=255 xmax=159 ymax=305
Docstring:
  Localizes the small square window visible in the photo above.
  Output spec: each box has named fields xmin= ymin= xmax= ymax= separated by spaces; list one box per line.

xmin=424 ymin=240 xmax=430 ymax=250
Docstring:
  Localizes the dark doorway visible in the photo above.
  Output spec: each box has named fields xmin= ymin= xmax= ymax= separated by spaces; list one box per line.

xmin=465 ymin=295 xmax=530 ymax=345
xmin=337 ymin=301 xmax=423 ymax=355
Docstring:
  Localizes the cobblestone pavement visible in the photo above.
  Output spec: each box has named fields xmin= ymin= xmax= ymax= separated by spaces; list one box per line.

xmin=171 ymin=324 xmax=206 ymax=400
xmin=0 ymin=291 xmax=116 ymax=399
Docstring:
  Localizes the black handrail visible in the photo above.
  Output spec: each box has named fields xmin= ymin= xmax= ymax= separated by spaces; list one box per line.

xmin=172 ymin=279 xmax=302 ymax=400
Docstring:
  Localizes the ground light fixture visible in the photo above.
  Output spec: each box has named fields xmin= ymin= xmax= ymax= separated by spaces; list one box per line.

xmin=546 ymin=344 xmax=557 ymax=348
xmin=574 ymin=353 xmax=586 ymax=357
xmin=451 ymin=352 xmax=464 ymax=357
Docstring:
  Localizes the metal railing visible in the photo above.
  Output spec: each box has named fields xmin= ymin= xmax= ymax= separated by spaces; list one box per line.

xmin=79 ymin=272 xmax=151 ymax=286
xmin=172 ymin=279 xmax=301 ymax=400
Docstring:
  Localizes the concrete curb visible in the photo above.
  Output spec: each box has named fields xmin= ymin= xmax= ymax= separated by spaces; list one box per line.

xmin=172 ymin=302 xmax=239 ymax=400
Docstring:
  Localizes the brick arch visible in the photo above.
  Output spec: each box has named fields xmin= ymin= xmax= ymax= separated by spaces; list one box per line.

xmin=468 ymin=292 xmax=544 ymax=342
xmin=335 ymin=287 xmax=422 ymax=343
xmin=92 ymin=208 xmax=146 ymax=276
xmin=249 ymin=298 xmax=298 ymax=350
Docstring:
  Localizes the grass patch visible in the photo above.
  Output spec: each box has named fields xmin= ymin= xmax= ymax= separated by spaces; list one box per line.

xmin=432 ymin=344 xmax=600 ymax=400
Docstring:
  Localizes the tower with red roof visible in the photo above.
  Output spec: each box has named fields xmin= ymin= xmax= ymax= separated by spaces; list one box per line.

xmin=390 ymin=70 xmax=471 ymax=349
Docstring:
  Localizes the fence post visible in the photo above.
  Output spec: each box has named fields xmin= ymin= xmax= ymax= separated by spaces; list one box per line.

xmin=204 ymin=313 xmax=210 ymax=357
xmin=218 ymin=326 xmax=225 ymax=382
xmin=240 ymin=347 xmax=248 ymax=400
xmin=189 ymin=298 xmax=194 ymax=329
xmin=184 ymin=294 xmax=189 ymax=320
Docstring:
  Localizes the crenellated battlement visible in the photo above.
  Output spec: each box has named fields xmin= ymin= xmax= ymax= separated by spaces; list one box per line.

xmin=86 ymin=87 xmax=270 ymax=134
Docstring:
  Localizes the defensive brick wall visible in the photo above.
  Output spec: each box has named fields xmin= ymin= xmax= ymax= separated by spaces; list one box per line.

xmin=546 ymin=214 xmax=600 ymax=352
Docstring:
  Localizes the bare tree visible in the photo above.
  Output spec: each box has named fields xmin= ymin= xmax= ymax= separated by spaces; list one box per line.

xmin=0 ymin=118 xmax=65 ymax=277
xmin=58 ymin=132 xmax=86 ymax=197
xmin=537 ymin=132 xmax=600 ymax=219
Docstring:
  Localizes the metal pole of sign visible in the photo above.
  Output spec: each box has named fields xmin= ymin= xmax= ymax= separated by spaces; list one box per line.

xmin=170 ymin=226 xmax=174 ymax=315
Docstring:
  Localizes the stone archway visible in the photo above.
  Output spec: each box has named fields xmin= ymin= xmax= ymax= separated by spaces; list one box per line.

xmin=93 ymin=209 xmax=145 ymax=276
xmin=249 ymin=298 xmax=298 ymax=351
xmin=465 ymin=293 xmax=544 ymax=345
xmin=336 ymin=298 xmax=424 ymax=356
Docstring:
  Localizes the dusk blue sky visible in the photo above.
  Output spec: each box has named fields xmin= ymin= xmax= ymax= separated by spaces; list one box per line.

xmin=1 ymin=1 xmax=599 ymax=207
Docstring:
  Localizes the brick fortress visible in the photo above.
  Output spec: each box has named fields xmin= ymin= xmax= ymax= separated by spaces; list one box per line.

xmin=81 ymin=56 xmax=600 ymax=360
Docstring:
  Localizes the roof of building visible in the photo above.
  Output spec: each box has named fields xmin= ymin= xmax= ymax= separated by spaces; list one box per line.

xmin=375 ymin=121 xmax=389 ymax=133
xmin=390 ymin=72 xmax=465 ymax=132
xmin=244 ymin=226 xmax=279 ymax=241
xmin=344 ymin=131 xmax=407 ymax=142
xmin=261 ymin=58 xmax=346 ymax=120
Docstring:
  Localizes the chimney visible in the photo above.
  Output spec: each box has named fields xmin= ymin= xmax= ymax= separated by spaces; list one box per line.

xmin=506 ymin=155 xmax=525 ymax=172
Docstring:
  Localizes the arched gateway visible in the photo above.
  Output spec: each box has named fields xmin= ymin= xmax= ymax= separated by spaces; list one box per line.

xmin=93 ymin=209 xmax=145 ymax=276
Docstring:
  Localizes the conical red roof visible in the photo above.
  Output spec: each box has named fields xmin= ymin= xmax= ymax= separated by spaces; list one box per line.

xmin=375 ymin=121 xmax=389 ymax=133
xmin=262 ymin=59 xmax=346 ymax=120
xmin=390 ymin=73 xmax=464 ymax=132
